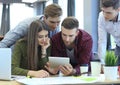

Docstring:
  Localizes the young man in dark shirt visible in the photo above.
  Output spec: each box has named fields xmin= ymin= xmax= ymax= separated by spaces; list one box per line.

xmin=48 ymin=17 xmax=93 ymax=76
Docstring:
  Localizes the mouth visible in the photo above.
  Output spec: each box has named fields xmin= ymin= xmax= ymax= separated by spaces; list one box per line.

xmin=65 ymin=42 xmax=70 ymax=45
xmin=105 ymin=18 xmax=110 ymax=21
xmin=51 ymin=27 xmax=56 ymax=30
xmin=40 ymin=42 xmax=47 ymax=45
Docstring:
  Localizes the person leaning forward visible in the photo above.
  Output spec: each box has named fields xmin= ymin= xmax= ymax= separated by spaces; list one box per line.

xmin=0 ymin=3 xmax=62 ymax=48
xmin=45 ymin=17 xmax=93 ymax=76
xmin=12 ymin=20 xmax=59 ymax=78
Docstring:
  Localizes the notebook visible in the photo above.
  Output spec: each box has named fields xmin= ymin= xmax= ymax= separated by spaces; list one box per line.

xmin=0 ymin=48 xmax=11 ymax=80
xmin=49 ymin=56 xmax=70 ymax=68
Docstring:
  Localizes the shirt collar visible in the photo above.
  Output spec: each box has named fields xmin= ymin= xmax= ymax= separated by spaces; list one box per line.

xmin=109 ymin=12 xmax=120 ymax=22
xmin=118 ymin=12 xmax=120 ymax=21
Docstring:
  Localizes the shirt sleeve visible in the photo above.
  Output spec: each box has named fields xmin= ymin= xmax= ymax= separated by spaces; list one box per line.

xmin=77 ymin=35 xmax=93 ymax=74
xmin=0 ymin=16 xmax=41 ymax=48
xmin=98 ymin=12 xmax=107 ymax=65
xmin=12 ymin=41 xmax=28 ymax=76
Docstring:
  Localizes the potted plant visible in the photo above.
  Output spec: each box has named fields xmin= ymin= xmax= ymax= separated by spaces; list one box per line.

xmin=104 ymin=51 xmax=118 ymax=80
xmin=105 ymin=51 xmax=118 ymax=66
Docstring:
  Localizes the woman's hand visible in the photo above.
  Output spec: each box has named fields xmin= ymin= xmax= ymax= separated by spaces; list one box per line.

xmin=40 ymin=38 xmax=50 ymax=58
xmin=45 ymin=62 xmax=59 ymax=75
xmin=27 ymin=70 xmax=50 ymax=78
xmin=41 ymin=38 xmax=50 ymax=50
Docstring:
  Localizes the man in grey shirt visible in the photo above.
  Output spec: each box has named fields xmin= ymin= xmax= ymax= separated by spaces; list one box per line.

xmin=0 ymin=3 xmax=62 ymax=48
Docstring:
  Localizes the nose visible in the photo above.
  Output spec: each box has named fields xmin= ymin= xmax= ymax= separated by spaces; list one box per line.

xmin=66 ymin=36 xmax=70 ymax=41
xmin=42 ymin=37 xmax=46 ymax=42
xmin=53 ymin=23 xmax=59 ymax=28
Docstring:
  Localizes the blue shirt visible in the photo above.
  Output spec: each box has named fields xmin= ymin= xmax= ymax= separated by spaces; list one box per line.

xmin=0 ymin=15 xmax=60 ymax=47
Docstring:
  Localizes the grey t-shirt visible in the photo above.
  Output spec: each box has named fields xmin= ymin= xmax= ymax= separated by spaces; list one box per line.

xmin=66 ymin=48 xmax=78 ymax=67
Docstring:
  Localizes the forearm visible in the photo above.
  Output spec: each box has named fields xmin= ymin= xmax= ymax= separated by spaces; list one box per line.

xmin=98 ymin=27 xmax=107 ymax=64
xmin=27 ymin=70 xmax=36 ymax=77
xmin=98 ymin=43 xmax=107 ymax=64
xmin=0 ymin=30 xmax=24 ymax=48
xmin=12 ymin=66 xmax=29 ymax=76
xmin=73 ymin=66 xmax=80 ymax=76
xmin=41 ymin=48 xmax=47 ymax=58
xmin=0 ymin=16 xmax=40 ymax=48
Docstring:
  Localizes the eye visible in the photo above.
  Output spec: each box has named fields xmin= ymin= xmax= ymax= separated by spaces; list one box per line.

xmin=38 ymin=35 xmax=43 ymax=38
xmin=69 ymin=35 xmax=74 ymax=37
xmin=50 ymin=21 xmax=56 ymax=23
xmin=45 ymin=35 xmax=48 ymax=37
xmin=62 ymin=33 xmax=67 ymax=36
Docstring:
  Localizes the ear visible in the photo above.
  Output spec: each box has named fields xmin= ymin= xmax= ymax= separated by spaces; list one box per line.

xmin=118 ymin=7 xmax=120 ymax=11
xmin=76 ymin=29 xmax=79 ymax=36
xmin=43 ymin=16 xmax=46 ymax=20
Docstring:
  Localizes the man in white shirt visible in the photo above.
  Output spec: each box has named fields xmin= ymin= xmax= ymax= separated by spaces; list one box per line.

xmin=98 ymin=0 xmax=120 ymax=65
xmin=0 ymin=3 xmax=62 ymax=48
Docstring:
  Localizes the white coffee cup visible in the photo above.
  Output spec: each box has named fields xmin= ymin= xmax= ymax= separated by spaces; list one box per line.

xmin=90 ymin=60 xmax=101 ymax=76
xmin=80 ymin=64 xmax=88 ymax=76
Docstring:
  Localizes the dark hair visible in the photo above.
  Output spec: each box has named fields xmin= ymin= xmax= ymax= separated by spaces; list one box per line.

xmin=27 ymin=20 xmax=48 ymax=70
xmin=100 ymin=0 xmax=120 ymax=9
xmin=61 ymin=17 xmax=79 ymax=29
xmin=44 ymin=3 xmax=62 ymax=18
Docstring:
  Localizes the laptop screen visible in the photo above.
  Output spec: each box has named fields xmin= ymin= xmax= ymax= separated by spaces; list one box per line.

xmin=0 ymin=48 xmax=11 ymax=80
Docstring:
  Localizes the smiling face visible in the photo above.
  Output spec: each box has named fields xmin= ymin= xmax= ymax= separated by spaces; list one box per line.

xmin=61 ymin=26 xmax=79 ymax=47
xmin=101 ymin=7 xmax=119 ymax=21
xmin=37 ymin=30 xmax=48 ymax=46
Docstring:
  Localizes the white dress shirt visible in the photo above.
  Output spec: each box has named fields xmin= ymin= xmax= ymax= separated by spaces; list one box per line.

xmin=98 ymin=11 xmax=120 ymax=64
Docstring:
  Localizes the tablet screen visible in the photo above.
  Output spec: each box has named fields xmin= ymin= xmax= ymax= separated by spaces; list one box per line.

xmin=49 ymin=56 xmax=70 ymax=68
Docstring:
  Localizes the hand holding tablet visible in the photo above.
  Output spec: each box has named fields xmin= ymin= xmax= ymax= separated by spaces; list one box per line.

xmin=48 ymin=56 xmax=70 ymax=68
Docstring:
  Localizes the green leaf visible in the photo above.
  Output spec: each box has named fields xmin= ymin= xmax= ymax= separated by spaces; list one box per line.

xmin=105 ymin=51 xmax=118 ymax=66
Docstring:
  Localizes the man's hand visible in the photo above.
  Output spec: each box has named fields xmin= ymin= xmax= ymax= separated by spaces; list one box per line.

xmin=59 ymin=64 xmax=74 ymax=76
xmin=45 ymin=62 xmax=59 ymax=75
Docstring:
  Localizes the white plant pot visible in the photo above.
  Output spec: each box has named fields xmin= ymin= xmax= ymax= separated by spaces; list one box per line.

xmin=104 ymin=66 xmax=118 ymax=80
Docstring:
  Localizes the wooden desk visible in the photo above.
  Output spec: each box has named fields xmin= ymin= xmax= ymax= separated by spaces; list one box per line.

xmin=0 ymin=80 xmax=120 ymax=85
xmin=0 ymin=81 xmax=22 ymax=85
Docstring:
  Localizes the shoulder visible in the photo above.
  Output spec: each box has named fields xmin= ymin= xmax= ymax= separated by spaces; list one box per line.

xmin=99 ymin=11 xmax=103 ymax=17
xmin=17 ymin=15 xmax=43 ymax=26
xmin=15 ymin=39 xmax=27 ymax=48
xmin=118 ymin=12 xmax=120 ymax=21
xmin=78 ymin=29 xmax=92 ymax=41
xmin=98 ymin=11 xmax=105 ymax=21
xmin=51 ymin=32 xmax=63 ymax=45
xmin=51 ymin=32 xmax=61 ymax=40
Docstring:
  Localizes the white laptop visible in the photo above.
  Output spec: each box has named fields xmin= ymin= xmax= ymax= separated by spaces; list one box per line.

xmin=49 ymin=56 xmax=70 ymax=68
xmin=0 ymin=48 xmax=11 ymax=80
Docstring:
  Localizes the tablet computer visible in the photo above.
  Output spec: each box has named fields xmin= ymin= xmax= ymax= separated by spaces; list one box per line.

xmin=49 ymin=56 xmax=70 ymax=68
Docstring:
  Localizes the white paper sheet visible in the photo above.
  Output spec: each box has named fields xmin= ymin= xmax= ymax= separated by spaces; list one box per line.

xmin=16 ymin=76 xmax=100 ymax=85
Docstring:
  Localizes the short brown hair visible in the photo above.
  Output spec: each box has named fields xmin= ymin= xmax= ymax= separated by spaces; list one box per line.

xmin=100 ymin=0 xmax=120 ymax=9
xmin=61 ymin=17 xmax=79 ymax=29
xmin=44 ymin=4 xmax=62 ymax=18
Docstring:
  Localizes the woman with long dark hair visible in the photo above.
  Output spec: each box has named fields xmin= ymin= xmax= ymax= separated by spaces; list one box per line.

xmin=12 ymin=20 xmax=51 ymax=78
